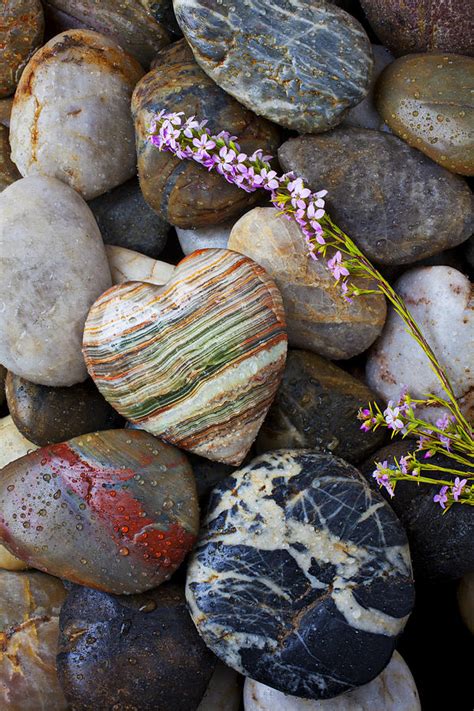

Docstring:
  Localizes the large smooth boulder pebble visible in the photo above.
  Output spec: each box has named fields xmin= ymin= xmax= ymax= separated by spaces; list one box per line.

xmin=173 ymin=0 xmax=373 ymax=133
xmin=342 ymin=44 xmax=393 ymax=132
xmin=366 ymin=266 xmax=473 ymax=423
xmin=198 ymin=663 xmax=242 ymax=711
xmin=42 ymin=0 xmax=170 ymax=66
xmin=88 ymin=178 xmax=169 ymax=259
xmin=244 ymin=651 xmax=420 ymax=710
xmin=0 ymin=125 xmax=20 ymax=191
xmin=0 ymin=570 xmax=67 ymax=710
xmin=228 ymin=208 xmax=386 ymax=359
xmin=362 ymin=442 xmax=474 ymax=580
xmin=186 ymin=450 xmax=414 ymax=700
xmin=0 ymin=429 xmax=199 ymax=594
xmin=0 ymin=416 xmax=37 ymax=571
xmin=106 ymin=245 xmax=175 ymax=286
xmin=359 ymin=0 xmax=473 ymax=56
xmin=10 ymin=30 xmax=144 ymax=200
xmin=142 ymin=0 xmax=179 ymax=33
xmin=279 ymin=129 xmax=473 ymax=266
xmin=177 ymin=221 xmax=234 ymax=256
xmin=84 ymin=249 xmax=287 ymax=465
xmin=376 ymin=53 xmax=474 ymax=176
xmin=5 ymin=371 xmax=123 ymax=446
xmin=0 ymin=0 xmax=44 ymax=98
xmin=458 ymin=573 xmax=474 ymax=635
xmin=132 ymin=40 xmax=280 ymax=228
xmin=257 ymin=350 xmax=386 ymax=463
xmin=0 ymin=176 xmax=112 ymax=386
xmin=57 ymin=583 xmax=216 ymax=710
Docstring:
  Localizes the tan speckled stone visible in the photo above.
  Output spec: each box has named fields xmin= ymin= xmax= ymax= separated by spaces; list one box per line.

xmin=10 ymin=29 xmax=144 ymax=199
xmin=106 ymin=245 xmax=175 ymax=286
xmin=228 ymin=208 xmax=386 ymax=360
xmin=376 ymin=54 xmax=474 ymax=176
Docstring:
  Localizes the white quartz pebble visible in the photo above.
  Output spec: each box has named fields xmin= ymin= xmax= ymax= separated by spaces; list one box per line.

xmin=106 ymin=245 xmax=175 ymax=286
xmin=198 ymin=662 xmax=241 ymax=711
xmin=0 ymin=176 xmax=112 ymax=386
xmin=176 ymin=221 xmax=234 ymax=256
xmin=366 ymin=266 xmax=473 ymax=423
xmin=243 ymin=652 xmax=420 ymax=711
xmin=0 ymin=415 xmax=38 ymax=570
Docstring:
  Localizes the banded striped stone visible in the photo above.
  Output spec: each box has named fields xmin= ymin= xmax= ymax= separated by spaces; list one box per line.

xmin=173 ymin=0 xmax=373 ymax=133
xmin=83 ymin=249 xmax=288 ymax=465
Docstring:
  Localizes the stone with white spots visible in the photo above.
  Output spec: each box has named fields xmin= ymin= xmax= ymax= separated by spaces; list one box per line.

xmin=243 ymin=651 xmax=420 ymax=710
xmin=0 ymin=176 xmax=112 ymax=386
xmin=176 ymin=221 xmax=234 ymax=256
xmin=186 ymin=450 xmax=414 ymax=700
xmin=106 ymin=245 xmax=175 ymax=286
xmin=366 ymin=267 xmax=473 ymax=423
xmin=0 ymin=415 xmax=37 ymax=570
xmin=9 ymin=30 xmax=144 ymax=200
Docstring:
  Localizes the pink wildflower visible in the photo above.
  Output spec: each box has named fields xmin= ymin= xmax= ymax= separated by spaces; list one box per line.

xmin=383 ymin=401 xmax=405 ymax=431
xmin=327 ymin=251 xmax=349 ymax=281
xmin=433 ymin=485 xmax=449 ymax=509
xmin=372 ymin=461 xmax=395 ymax=497
xmin=452 ymin=477 xmax=467 ymax=501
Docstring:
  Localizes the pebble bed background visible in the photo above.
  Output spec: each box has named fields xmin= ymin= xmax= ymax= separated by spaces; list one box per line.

xmin=0 ymin=1 xmax=473 ymax=710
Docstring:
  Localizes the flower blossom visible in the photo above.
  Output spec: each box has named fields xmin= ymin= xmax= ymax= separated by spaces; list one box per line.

xmin=327 ymin=251 xmax=349 ymax=281
xmin=383 ymin=402 xmax=405 ymax=431
xmin=433 ymin=485 xmax=449 ymax=509
xmin=452 ymin=477 xmax=467 ymax=501
xmin=372 ymin=461 xmax=395 ymax=497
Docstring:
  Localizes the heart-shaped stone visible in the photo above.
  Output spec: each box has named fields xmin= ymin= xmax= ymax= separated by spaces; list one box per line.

xmin=83 ymin=249 xmax=287 ymax=464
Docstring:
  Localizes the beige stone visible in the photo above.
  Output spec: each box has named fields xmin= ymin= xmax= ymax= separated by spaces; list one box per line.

xmin=106 ymin=245 xmax=175 ymax=286
xmin=228 ymin=208 xmax=386 ymax=360
xmin=0 ymin=176 xmax=112 ymax=386
xmin=0 ymin=415 xmax=38 ymax=570
xmin=10 ymin=29 xmax=144 ymax=199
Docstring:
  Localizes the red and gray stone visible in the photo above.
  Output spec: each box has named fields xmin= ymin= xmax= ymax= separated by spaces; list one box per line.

xmin=0 ymin=429 xmax=199 ymax=594
xmin=173 ymin=0 xmax=373 ymax=133
xmin=187 ymin=450 xmax=414 ymax=700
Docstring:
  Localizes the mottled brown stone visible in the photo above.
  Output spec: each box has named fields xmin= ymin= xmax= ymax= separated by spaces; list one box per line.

xmin=0 ymin=570 xmax=67 ymax=710
xmin=57 ymin=583 xmax=216 ymax=710
xmin=5 ymin=371 xmax=123 ymax=446
xmin=376 ymin=53 xmax=474 ymax=176
xmin=257 ymin=350 xmax=386 ymax=463
xmin=132 ymin=40 xmax=280 ymax=228
xmin=0 ymin=98 xmax=14 ymax=127
xmin=0 ymin=0 xmax=44 ymax=98
xmin=0 ymin=125 xmax=20 ymax=192
xmin=228 ymin=207 xmax=386 ymax=359
xmin=359 ymin=0 xmax=473 ymax=56
xmin=42 ymin=0 xmax=170 ymax=66
xmin=279 ymin=128 xmax=473 ymax=265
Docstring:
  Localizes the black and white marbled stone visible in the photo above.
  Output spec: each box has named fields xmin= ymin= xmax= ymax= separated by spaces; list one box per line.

xmin=186 ymin=450 xmax=414 ymax=700
xmin=173 ymin=0 xmax=373 ymax=133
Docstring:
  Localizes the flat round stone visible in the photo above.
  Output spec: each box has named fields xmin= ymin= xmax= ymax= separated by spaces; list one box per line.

xmin=186 ymin=450 xmax=414 ymax=700
xmin=10 ymin=30 xmax=144 ymax=200
xmin=0 ymin=0 xmax=44 ymax=98
xmin=376 ymin=53 xmax=474 ymax=176
xmin=278 ymin=129 xmax=473 ymax=265
xmin=228 ymin=208 xmax=386 ymax=359
xmin=0 ymin=429 xmax=199 ymax=594
xmin=5 ymin=371 xmax=123 ymax=446
xmin=88 ymin=178 xmax=169 ymax=259
xmin=0 ymin=570 xmax=67 ymax=710
xmin=42 ymin=0 xmax=170 ymax=66
xmin=173 ymin=0 xmax=373 ymax=133
xmin=57 ymin=583 xmax=216 ymax=710
xmin=0 ymin=176 xmax=112 ymax=386
xmin=257 ymin=350 xmax=386 ymax=463
xmin=132 ymin=40 xmax=280 ymax=228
